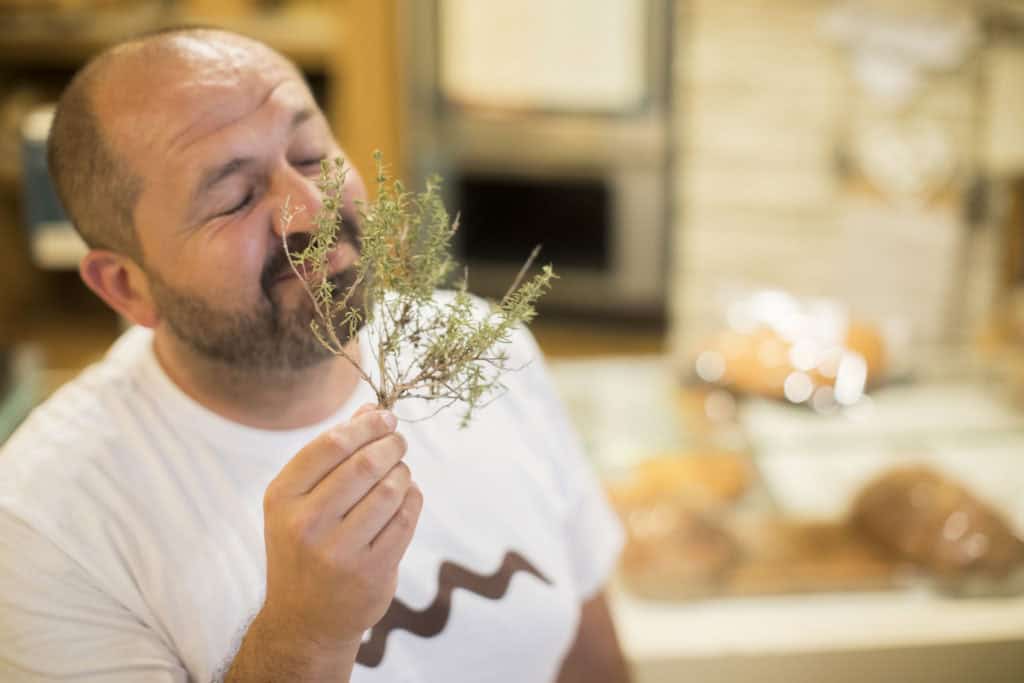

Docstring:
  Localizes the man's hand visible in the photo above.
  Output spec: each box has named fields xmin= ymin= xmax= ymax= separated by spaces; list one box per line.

xmin=225 ymin=404 xmax=422 ymax=682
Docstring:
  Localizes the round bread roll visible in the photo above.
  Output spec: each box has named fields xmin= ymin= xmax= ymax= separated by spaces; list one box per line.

xmin=844 ymin=321 xmax=886 ymax=381
xmin=716 ymin=328 xmax=791 ymax=400
xmin=618 ymin=501 xmax=739 ymax=600
xmin=608 ymin=454 xmax=748 ymax=599
xmin=696 ymin=319 xmax=887 ymax=403
xmin=606 ymin=453 xmax=751 ymax=510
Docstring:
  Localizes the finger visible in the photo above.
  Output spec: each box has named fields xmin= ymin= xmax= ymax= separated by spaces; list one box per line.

xmin=312 ymin=431 xmax=408 ymax=518
xmin=369 ymin=484 xmax=423 ymax=565
xmin=334 ymin=463 xmax=413 ymax=548
xmin=353 ymin=403 xmax=378 ymax=418
xmin=274 ymin=410 xmax=398 ymax=496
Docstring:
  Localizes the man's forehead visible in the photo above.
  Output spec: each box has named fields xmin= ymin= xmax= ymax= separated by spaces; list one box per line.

xmin=93 ymin=32 xmax=306 ymax=160
xmin=102 ymin=30 xmax=297 ymax=89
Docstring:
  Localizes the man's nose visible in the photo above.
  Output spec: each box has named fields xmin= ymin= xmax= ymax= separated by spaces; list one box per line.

xmin=269 ymin=164 xmax=322 ymax=238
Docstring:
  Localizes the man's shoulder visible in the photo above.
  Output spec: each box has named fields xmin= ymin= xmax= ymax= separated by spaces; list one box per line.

xmin=0 ymin=327 xmax=155 ymax=514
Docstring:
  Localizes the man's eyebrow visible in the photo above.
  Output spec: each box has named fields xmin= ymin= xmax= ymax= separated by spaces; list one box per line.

xmin=194 ymin=157 xmax=254 ymax=202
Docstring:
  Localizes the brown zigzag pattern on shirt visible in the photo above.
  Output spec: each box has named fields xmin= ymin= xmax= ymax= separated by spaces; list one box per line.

xmin=356 ymin=551 xmax=551 ymax=668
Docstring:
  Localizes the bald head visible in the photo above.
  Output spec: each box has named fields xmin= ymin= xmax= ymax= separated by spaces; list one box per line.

xmin=47 ymin=28 xmax=301 ymax=260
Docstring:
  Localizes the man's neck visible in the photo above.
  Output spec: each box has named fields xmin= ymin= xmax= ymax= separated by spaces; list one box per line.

xmin=151 ymin=330 xmax=364 ymax=430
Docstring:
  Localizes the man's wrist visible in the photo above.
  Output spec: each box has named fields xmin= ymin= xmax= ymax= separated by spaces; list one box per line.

xmin=224 ymin=606 xmax=362 ymax=683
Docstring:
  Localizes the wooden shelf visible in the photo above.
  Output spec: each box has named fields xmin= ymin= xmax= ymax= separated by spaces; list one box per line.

xmin=0 ymin=4 xmax=336 ymax=71
xmin=0 ymin=0 xmax=402 ymax=217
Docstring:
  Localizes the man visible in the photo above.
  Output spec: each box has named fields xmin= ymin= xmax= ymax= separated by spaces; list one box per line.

xmin=0 ymin=27 xmax=630 ymax=683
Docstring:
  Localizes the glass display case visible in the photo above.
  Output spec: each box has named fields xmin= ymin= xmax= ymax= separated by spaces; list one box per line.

xmin=548 ymin=342 xmax=1024 ymax=682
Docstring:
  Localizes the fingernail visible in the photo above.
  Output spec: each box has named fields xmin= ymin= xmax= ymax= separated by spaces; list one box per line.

xmin=379 ymin=410 xmax=397 ymax=431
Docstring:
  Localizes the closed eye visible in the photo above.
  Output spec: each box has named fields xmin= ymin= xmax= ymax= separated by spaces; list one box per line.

xmin=220 ymin=189 xmax=254 ymax=216
xmin=294 ymin=156 xmax=326 ymax=173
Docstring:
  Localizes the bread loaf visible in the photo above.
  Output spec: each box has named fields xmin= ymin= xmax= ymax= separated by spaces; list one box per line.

xmin=851 ymin=467 xmax=1024 ymax=579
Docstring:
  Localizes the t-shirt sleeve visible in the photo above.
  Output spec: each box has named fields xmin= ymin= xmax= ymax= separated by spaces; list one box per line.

xmin=511 ymin=327 xmax=625 ymax=601
xmin=0 ymin=509 xmax=187 ymax=683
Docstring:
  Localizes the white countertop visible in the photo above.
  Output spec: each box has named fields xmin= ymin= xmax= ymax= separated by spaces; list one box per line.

xmin=611 ymin=584 xmax=1024 ymax=660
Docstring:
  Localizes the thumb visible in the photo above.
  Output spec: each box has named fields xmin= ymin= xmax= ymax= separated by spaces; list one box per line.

xmin=352 ymin=402 xmax=379 ymax=419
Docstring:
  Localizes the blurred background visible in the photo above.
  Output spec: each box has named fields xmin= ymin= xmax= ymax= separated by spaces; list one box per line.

xmin=3 ymin=1 xmax=1024 ymax=681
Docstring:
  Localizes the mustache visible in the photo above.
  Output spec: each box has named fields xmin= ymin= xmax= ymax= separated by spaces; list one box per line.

xmin=260 ymin=207 xmax=362 ymax=294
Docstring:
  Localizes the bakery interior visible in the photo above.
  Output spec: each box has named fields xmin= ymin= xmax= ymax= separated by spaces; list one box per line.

xmin=3 ymin=1 xmax=1024 ymax=681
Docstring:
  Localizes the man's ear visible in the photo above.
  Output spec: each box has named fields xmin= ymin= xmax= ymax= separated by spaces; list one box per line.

xmin=79 ymin=250 xmax=160 ymax=328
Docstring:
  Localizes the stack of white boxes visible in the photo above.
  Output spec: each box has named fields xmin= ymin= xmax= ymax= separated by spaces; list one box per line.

xmin=669 ymin=0 xmax=842 ymax=361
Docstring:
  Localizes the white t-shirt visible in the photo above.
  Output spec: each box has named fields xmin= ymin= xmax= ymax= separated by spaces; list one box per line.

xmin=0 ymin=315 xmax=623 ymax=683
